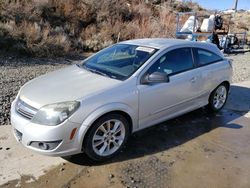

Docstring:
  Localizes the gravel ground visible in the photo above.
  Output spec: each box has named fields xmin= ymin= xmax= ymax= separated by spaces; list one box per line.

xmin=227 ymin=51 xmax=250 ymax=83
xmin=0 ymin=56 xmax=74 ymax=125
xmin=0 ymin=52 xmax=250 ymax=125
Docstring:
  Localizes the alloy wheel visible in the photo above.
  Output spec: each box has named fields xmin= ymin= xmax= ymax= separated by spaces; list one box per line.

xmin=213 ymin=85 xmax=227 ymax=110
xmin=92 ymin=119 xmax=126 ymax=156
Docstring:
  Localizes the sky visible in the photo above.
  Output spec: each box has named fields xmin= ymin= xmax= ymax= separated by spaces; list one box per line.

xmin=193 ymin=0 xmax=250 ymax=10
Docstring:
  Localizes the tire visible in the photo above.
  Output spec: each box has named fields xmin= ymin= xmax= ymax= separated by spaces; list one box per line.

xmin=83 ymin=113 xmax=130 ymax=161
xmin=207 ymin=83 xmax=229 ymax=112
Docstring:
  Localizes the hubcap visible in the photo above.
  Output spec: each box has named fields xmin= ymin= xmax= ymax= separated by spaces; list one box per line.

xmin=92 ymin=119 xmax=125 ymax=156
xmin=213 ymin=85 xmax=227 ymax=109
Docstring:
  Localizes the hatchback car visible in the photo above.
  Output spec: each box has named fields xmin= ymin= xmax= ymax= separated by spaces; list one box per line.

xmin=11 ymin=38 xmax=232 ymax=161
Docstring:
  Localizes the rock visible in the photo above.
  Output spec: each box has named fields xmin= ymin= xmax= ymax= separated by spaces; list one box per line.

xmin=60 ymin=167 xmax=65 ymax=172
xmin=169 ymin=160 xmax=175 ymax=166
xmin=109 ymin=174 xmax=114 ymax=179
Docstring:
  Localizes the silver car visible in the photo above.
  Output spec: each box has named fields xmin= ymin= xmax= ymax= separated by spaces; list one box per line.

xmin=11 ymin=39 xmax=232 ymax=161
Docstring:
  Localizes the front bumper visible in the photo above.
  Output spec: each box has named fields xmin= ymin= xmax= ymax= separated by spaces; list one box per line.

xmin=11 ymin=99 xmax=85 ymax=157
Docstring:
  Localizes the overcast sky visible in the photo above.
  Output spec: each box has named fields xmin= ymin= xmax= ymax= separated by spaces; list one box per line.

xmin=193 ymin=0 xmax=250 ymax=10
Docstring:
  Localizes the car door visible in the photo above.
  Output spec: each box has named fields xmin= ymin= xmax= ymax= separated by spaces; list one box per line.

xmin=137 ymin=47 xmax=202 ymax=129
xmin=193 ymin=48 xmax=225 ymax=96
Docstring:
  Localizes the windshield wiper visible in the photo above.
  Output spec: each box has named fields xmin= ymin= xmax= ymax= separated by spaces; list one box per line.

xmin=83 ymin=65 xmax=113 ymax=78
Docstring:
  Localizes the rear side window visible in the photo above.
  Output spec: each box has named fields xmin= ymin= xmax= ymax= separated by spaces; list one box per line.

xmin=148 ymin=48 xmax=194 ymax=75
xmin=196 ymin=49 xmax=222 ymax=66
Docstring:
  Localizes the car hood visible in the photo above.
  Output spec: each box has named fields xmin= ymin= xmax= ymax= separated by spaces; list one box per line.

xmin=19 ymin=65 xmax=121 ymax=109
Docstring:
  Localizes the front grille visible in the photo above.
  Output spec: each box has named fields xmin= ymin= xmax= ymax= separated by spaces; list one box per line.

xmin=15 ymin=98 xmax=38 ymax=120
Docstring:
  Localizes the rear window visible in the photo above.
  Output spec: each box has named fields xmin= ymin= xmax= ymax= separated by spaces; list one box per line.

xmin=196 ymin=49 xmax=222 ymax=66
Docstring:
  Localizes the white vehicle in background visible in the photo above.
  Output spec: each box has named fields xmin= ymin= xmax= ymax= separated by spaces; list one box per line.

xmin=11 ymin=38 xmax=232 ymax=161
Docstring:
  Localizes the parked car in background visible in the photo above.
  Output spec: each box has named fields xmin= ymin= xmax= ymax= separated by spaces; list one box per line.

xmin=11 ymin=38 xmax=232 ymax=161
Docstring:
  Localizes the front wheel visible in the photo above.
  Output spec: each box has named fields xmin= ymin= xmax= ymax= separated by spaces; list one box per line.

xmin=83 ymin=113 xmax=129 ymax=161
xmin=207 ymin=83 xmax=229 ymax=112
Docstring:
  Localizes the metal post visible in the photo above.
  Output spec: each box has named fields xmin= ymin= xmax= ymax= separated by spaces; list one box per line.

xmin=243 ymin=32 xmax=246 ymax=48
xmin=233 ymin=0 xmax=238 ymax=12
xmin=193 ymin=13 xmax=196 ymax=33
xmin=117 ymin=32 xmax=120 ymax=43
xmin=176 ymin=13 xmax=180 ymax=38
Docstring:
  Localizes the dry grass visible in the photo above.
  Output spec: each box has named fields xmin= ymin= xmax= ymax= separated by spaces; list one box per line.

xmin=231 ymin=12 xmax=250 ymax=32
xmin=0 ymin=0 xmax=203 ymax=57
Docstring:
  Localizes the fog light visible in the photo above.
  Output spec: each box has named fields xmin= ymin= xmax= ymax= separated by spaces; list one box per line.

xmin=38 ymin=142 xmax=49 ymax=150
xmin=29 ymin=140 xmax=62 ymax=150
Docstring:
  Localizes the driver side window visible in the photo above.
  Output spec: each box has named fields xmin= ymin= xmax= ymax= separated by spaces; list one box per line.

xmin=148 ymin=48 xmax=194 ymax=75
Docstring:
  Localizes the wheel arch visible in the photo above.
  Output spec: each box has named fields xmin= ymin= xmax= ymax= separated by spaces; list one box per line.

xmin=77 ymin=103 xmax=136 ymax=148
xmin=209 ymin=80 xmax=230 ymax=100
xmin=220 ymin=80 xmax=230 ymax=90
xmin=89 ymin=110 xmax=133 ymax=134
xmin=206 ymin=80 xmax=230 ymax=112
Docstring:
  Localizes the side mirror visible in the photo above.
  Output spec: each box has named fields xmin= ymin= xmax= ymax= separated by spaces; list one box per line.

xmin=141 ymin=72 xmax=169 ymax=84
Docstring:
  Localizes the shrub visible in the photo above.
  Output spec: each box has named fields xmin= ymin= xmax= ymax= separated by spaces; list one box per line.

xmin=0 ymin=0 xmax=201 ymax=56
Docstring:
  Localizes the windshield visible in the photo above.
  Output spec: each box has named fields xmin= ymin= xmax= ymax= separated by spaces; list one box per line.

xmin=81 ymin=44 xmax=157 ymax=80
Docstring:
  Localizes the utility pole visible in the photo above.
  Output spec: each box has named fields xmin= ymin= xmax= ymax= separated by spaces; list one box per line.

xmin=233 ymin=0 xmax=238 ymax=12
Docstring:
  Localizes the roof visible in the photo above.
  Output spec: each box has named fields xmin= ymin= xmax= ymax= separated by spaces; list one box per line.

xmin=120 ymin=38 xmax=196 ymax=49
xmin=120 ymin=38 xmax=223 ymax=57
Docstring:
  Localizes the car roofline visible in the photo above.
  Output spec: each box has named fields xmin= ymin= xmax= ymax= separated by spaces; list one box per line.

xmin=119 ymin=38 xmax=223 ymax=57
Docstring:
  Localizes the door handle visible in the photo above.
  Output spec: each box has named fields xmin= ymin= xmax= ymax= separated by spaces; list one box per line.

xmin=190 ymin=77 xmax=196 ymax=83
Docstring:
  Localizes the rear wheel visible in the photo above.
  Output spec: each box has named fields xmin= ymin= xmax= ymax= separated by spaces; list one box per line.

xmin=207 ymin=83 xmax=229 ymax=112
xmin=83 ymin=113 xmax=129 ymax=161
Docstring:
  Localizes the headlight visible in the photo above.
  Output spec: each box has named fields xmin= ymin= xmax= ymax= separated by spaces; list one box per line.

xmin=31 ymin=101 xmax=80 ymax=126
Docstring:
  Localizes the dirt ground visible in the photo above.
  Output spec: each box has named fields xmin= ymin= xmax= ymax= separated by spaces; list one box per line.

xmin=0 ymin=81 xmax=250 ymax=188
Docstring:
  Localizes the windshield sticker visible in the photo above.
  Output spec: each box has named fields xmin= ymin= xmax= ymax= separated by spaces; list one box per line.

xmin=136 ymin=46 xmax=155 ymax=53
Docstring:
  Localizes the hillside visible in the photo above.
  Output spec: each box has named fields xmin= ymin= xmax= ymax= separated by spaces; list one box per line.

xmin=231 ymin=12 xmax=250 ymax=37
xmin=0 ymin=0 xmax=249 ymax=57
